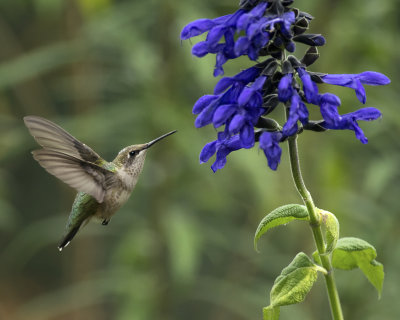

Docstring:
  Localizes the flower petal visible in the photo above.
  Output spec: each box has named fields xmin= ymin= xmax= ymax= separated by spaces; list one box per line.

xmin=238 ymin=76 xmax=266 ymax=106
xmin=278 ymin=74 xmax=293 ymax=102
xmin=240 ymin=123 xmax=254 ymax=148
xmin=279 ymin=11 xmax=295 ymax=37
xmin=211 ymin=148 xmax=228 ymax=172
xmin=237 ymin=2 xmax=268 ymax=30
xmin=210 ymin=135 xmax=242 ymax=172
xmin=283 ymin=93 xmax=301 ymax=136
xmin=322 ymin=74 xmax=353 ymax=86
xmin=195 ymin=102 xmax=218 ymax=128
xmin=214 ymin=78 xmax=235 ymax=95
xmin=347 ymin=107 xmax=382 ymax=121
xmin=212 ymin=104 xmax=237 ymax=127
xmin=247 ymin=45 xmax=259 ymax=61
xmin=354 ymin=79 xmax=366 ymax=104
xmin=229 ymin=114 xmax=246 ymax=133
xmin=181 ymin=19 xmax=215 ymax=40
xmin=214 ymin=67 xmax=260 ymax=94
xmin=353 ymin=123 xmax=368 ymax=144
xmin=192 ymin=95 xmax=218 ymax=114
xmin=214 ymin=52 xmax=228 ymax=76
xmin=259 ymin=131 xmax=282 ymax=170
xmin=298 ymin=68 xmax=317 ymax=103
xmin=358 ymin=71 xmax=391 ymax=86
xmin=235 ymin=67 xmax=261 ymax=83
xmin=192 ymin=42 xmax=209 ymax=57
xmin=206 ymin=25 xmax=226 ymax=48
xmin=298 ymin=101 xmax=309 ymax=124
xmin=234 ymin=36 xmax=250 ymax=56
xmin=199 ymin=141 xmax=217 ymax=163
xmin=319 ymin=93 xmax=341 ymax=126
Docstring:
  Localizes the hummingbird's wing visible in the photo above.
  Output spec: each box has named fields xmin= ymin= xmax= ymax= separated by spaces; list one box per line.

xmin=31 ymin=149 xmax=115 ymax=203
xmin=23 ymin=116 xmax=101 ymax=163
xmin=24 ymin=116 xmax=116 ymax=203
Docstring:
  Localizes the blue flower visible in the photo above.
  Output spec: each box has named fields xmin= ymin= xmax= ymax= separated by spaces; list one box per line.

xmin=200 ymin=133 xmax=243 ymax=172
xmin=183 ymin=2 xmax=390 ymax=172
xmin=234 ymin=2 xmax=270 ymax=60
xmin=235 ymin=7 xmax=295 ymax=60
xmin=259 ymin=131 xmax=283 ymax=170
xmin=282 ymin=91 xmax=309 ymax=137
xmin=318 ymin=93 xmax=341 ymax=126
xmin=180 ymin=19 xmax=219 ymax=39
xmin=321 ymin=107 xmax=382 ymax=144
xmin=182 ymin=9 xmax=245 ymax=76
xmin=193 ymin=66 xmax=266 ymax=148
xmin=213 ymin=75 xmax=267 ymax=148
xmin=322 ymin=71 xmax=390 ymax=104
xmin=232 ymin=75 xmax=267 ymax=147
xmin=193 ymin=84 xmax=241 ymax=128
xmin=181 ymin=2 xmax=297 ymax=76
xmin=278 ymin=73 xmax=293 ymax=102
xmin=297 ymin=67 xmax=318 ymax=104
xmin=214 ymin=66 xmax=261 ymax=94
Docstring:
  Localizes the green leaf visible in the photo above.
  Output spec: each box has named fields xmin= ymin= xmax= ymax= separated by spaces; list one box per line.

xmin=312 ymin=250 xmax=322 ymax=265
xmin=269 ymin=253 xmax=322 ymax=308
xmin=263 ymin=306 xmax=280 ymax=320
xmin=332 ymin=237 xmax=384 ymax=298
xmin=319 ymin=209 xmax=339 ymax=254
xmin=254 ymin=204 xmax=309 ymax=251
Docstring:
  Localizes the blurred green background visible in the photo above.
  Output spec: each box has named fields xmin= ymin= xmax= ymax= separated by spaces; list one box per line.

xmin=0 ymin=0 xmax=398 ymax=319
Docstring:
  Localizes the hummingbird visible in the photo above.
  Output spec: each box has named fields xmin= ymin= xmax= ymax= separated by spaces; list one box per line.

xmin=24 ymin=115 xmax=176 ymax=251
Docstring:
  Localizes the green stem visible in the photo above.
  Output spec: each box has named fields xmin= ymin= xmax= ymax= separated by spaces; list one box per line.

xmin=287 ymin=134 xmax=344 ymax=320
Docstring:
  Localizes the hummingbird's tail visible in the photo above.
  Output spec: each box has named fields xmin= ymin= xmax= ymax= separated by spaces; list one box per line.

xmin=58 ymin=225 xmax=81 ymax=251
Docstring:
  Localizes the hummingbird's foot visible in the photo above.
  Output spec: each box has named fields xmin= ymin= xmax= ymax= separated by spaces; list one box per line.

xmin=102 ymin=219 xmax=109 ymax=226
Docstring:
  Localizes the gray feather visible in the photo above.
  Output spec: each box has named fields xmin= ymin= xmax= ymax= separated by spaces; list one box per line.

xmin=24 ymin=116 xmax=101 ymax=162
xmin=24 ymin=116 xmax=116 ymax=202
xmin=31 ymin=149 xmax=115 ymax=202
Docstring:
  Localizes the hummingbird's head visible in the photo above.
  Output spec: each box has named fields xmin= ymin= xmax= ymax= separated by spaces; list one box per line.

xmin=116 ymin=130 xmax=177 ymax=173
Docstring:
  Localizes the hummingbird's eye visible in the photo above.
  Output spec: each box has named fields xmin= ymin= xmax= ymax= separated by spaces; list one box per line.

xmin=129 ymin=150 xmax=138 ymax=157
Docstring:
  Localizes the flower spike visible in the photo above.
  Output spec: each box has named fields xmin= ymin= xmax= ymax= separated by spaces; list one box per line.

xmin=182 ymin=0 xmax=390 ymax=171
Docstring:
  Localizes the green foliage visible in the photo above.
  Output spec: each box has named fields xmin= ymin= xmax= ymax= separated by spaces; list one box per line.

xmin=311 ymin=250 xmax=321 ymax=265
xmin=263 ymin=305 xmax=280 ymax=320
xmin=263 ymin=253 xmax=326 ymax=320
xmin=332 ymin=237 xmax=384 ymax=298
xmin=254 ymin=204 xmax=309 ymax=251
xmin=318 ymin=209 xmax=340 ymax=254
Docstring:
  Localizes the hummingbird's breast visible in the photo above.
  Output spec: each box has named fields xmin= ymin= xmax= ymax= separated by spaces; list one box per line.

xmin=97 ymin=169 xmax=140 ymax=220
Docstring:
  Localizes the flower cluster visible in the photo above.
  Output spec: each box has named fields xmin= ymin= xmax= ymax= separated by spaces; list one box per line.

xmin=182 ymin=0 xmax=390 ymax=171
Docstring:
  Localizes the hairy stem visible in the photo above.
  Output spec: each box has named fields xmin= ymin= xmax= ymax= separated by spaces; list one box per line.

xmin=287 ymin=133 xmax=344 ymax=320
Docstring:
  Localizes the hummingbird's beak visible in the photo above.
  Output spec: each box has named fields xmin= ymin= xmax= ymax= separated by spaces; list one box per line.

xmin=145 ymin=130 xmax=177 ymax=149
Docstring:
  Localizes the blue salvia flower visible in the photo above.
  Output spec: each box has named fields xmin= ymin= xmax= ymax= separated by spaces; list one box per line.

xmin=200 ymin=133 xmax=242 ymax=172
xmin=181 ymin=1 xmax=297 ymax=76
xmin=182 ymin=0 xmax=390 ymax=172
xmin=259 ymin=131 xmax=283 ymax=170
xmin=282 ymin=91 xmax=309 ymax=137
xmin=297 ymin=67 xmax=318 ymax=104
xmin=213 ymin=66 xmax=261 ymax=94
xmin=181 ymin=9 xmax=247 ymax=76
xmin=277 ymin=73 xmax=294 ymax=102
xmin=318 ymin=93 xmax=342 ymax=126
xmin=193 ymin=66 xmax=266 ymax=148
xmin=235 ymin=7 xmax=296 ymax=59
xmin=320 ymin=107 xmax=382 ymax=144
xmin=321 ymin=71 xmax=390 ymax=104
